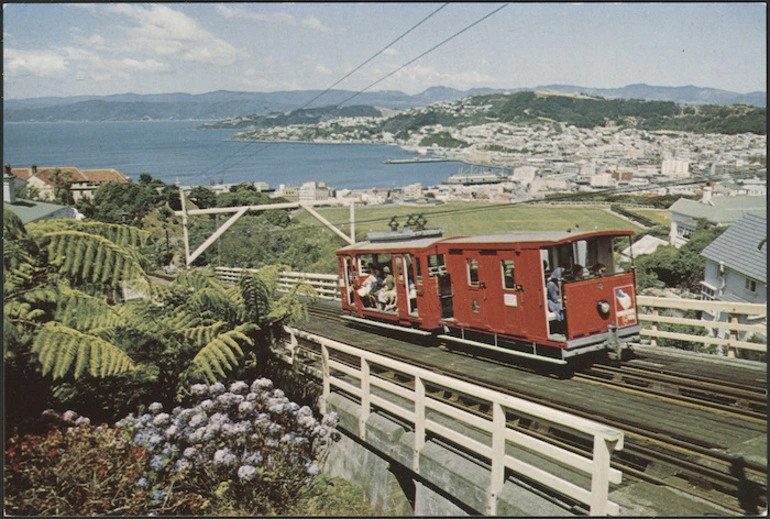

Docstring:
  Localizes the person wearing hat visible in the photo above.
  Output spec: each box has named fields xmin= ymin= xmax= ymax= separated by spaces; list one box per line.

xmin=378 ymin=265 xmax=397 ymax=310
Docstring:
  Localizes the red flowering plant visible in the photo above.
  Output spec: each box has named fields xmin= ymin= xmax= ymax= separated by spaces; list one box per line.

xmin=4 ymin=410 xmax=207 ymax=516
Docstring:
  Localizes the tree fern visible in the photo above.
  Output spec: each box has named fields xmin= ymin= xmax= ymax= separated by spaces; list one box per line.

xmin=31 ymin=322 xmax=136 ymax=379
xmin=189 ymin=323 xmax=258 ymax=383
xmin=28 ymin=219 xmax=150 ymax=249
xmin=239 ymin=272 xmax=272 ymax=324
xmin=54 ymin=287 xmax=123 ymax=331
xmin=39 ymin=230 xmax=150 ymax=289
xmin=180 ymin=321 xmax=229 ymax=348
xmin=186 ymin=287 xmax=240 ymax=324
xmin=173 ymin=268 xmax=223 ymax=291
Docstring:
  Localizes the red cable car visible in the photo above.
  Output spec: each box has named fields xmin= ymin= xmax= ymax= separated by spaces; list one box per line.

xmin=336 ymin=228 xmax=640 ymax=365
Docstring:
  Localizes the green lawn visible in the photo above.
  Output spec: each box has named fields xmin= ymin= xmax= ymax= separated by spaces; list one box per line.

xmin=628 ymin=207 xmax=671 ymax=227
xmin=295 ymin=202 xmax=642 ymax=242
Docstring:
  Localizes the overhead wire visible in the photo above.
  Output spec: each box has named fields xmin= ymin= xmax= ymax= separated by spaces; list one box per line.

xmin=336 ymin=3 xmax=510 ymax=108
xmin=189 ymin=3 xmax=451 ymax=183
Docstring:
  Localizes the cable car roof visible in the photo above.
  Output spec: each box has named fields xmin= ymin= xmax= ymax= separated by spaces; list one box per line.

xmin=441 ymin=229 xmax=634 ymax=246
xmin=338 ymin=229 xmax=633 ymax=252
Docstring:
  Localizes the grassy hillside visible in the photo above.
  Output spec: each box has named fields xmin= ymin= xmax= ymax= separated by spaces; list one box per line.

xmin=294 ymin=202 xmax=641 ymax=245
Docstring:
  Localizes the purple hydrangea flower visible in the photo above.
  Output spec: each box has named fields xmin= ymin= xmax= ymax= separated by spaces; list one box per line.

xmin=148 ymin=402 xmax=163 ymax=414
xmin=238 ymin=464 xmax=258 ymax=482
xmin=242 ymin=451 xmax=263 ymax=466
xmin=151 ymin=489 xmax=165 ymax=504
xmin=250 ymin=378 xmax=273 ymax=392
xmin=189 ymin=413 xmax=207 ymax=429
xmin=213 ymin=448 xmax=237 ymax=467
xmin=209 ymin=382 xmax=226 ymax=396
xmin=190 ymin=383 xmax=208 ymax=396
xmin=230 ymin=381 xmax=249 ymax=394
xmin=183 ymin=447 xmax=197 ymax=458
xmin=152 ymin=413 xmax=171 ymax=427
xmin=238 ymin=400 xmax=256 ymax=416
xmin=150 ymin=454 xmax=168 ymax=471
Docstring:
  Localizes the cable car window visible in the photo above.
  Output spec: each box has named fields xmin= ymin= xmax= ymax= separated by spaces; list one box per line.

xmin=415 ymin=257 xmax=423 ymax=285
xmin=467 ymin=258 xmax=479 ymax=286
xmin=428 ymin=254 xmax=446 ymax=276
xmin=501 ymin=259 xmax=515 ymax=289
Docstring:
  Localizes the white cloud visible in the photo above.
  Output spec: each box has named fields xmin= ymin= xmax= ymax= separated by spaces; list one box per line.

xmin=215 ymin=5 xmax=342 ymax=34
xmin=109 ymin=4 xmax=239 ymax=66
xmin=4 ymin=48 xmax=69 ymax=77
xmin=300 ymin=16 xmax=339 ymax=35
xmin=315 ymin=64 xmax=333 ymax=75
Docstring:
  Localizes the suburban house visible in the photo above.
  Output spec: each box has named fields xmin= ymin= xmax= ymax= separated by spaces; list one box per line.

xmin=3 ymin=174 xmax=79 ymax=224
xmin=699 ymin=213 xmax=767 ymax=342
xmin=668 ymin=186 xmax=766 ymax=247
xmin=6 ymin=165 xmax=129 ymax=202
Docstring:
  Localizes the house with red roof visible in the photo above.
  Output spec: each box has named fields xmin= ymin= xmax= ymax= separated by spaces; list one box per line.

xmin=5 ymin=165 xmax=129 ymax=202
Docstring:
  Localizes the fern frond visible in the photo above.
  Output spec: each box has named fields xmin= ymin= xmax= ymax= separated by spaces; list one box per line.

xmin=239 ymin=272 xmax=272 ymax=325
xmin=185 ymin=287 xmax=239 ymax=323
xmin=158 ymin=310 xmax=203 ymax=332
xmin=189 ymin=324 xmax=257 ymax=384
xmin=180 ymin=321 xmax=229 ymax=347
xmin=31 ymin=322 xmax=136 ymax=379
xmin=40 ymin=230 xmax=149 ymax=289
xmin=173 ymin=268 xmax=225 ymax=292
xmin=54 ymin=287 xmax=122 ymax=331
xmin=28 ymin=220 xmax=150 ymax=249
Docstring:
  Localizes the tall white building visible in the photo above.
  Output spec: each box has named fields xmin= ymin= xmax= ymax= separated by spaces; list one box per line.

xmin=299 ymin=181 xmax=317 ymax=202
xmin=661 ymin=159 xmax=690 ymax=177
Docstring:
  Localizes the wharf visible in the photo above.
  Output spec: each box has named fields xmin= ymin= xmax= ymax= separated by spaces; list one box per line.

xmin=384 ymin=157 xmax=452 ymax=164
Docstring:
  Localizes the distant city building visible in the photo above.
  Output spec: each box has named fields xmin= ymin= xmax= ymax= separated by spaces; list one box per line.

xmin=636 ymin=165 xmax=660 ymax=177
xmin=589 ymin=173 xmax=615 ymax=188
xmin=512 ymin=165 xmax=537 ymax=186
xmin=661 ymin=159 xmax=690 ymax=177
xmin=403 ymin=183 xmax=423 ymax=200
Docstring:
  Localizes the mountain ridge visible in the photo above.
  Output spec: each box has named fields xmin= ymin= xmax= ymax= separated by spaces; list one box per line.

xmin=4 ymin=84 xmax=765 ymax=122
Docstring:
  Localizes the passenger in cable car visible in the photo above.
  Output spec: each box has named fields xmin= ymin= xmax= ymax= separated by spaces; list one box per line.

xmin=547 ymin=267 xmax=565 ymax=321
xmin=358 ymin=264 xmax=381 ymax=307
xmin=378 ymin=266 xmax=397 ymax=311
xmin=591 ymin=263 xmax=607 ymax=277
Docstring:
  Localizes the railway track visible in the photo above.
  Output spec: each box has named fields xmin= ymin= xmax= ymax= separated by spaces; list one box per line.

xmin=298 ymin=305 xmax=766 ymax=514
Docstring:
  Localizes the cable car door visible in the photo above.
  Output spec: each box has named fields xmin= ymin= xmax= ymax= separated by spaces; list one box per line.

xmin=499 ymin=256 xmax=525 ymax=335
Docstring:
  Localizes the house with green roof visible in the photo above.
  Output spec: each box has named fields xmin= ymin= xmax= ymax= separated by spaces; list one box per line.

xmin=668 ymin=187 xmax=766 ymax=247
xmin=699 ymin=213 xmax=766 ymax=344
xmin=3 ymin=174 xmax=79 ymax=224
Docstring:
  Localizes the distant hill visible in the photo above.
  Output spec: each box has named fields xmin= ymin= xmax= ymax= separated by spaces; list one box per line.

xmin=4 ymin=84 xmax=765 ymax=122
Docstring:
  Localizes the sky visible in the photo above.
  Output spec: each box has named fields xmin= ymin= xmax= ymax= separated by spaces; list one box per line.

xmin=3 ymin=2 xmax=767 ymax=100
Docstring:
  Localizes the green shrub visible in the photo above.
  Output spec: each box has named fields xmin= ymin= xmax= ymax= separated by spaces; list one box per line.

xmin=5 ymin=420 xmax=163 ymax=515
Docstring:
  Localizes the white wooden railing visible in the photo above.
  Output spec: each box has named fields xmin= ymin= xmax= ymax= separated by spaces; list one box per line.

xmin=215 ymin=267 xmax=767 ymax=358
xmin=637 ymin=296 xmax=767 ymax=357
xmin=286 ymin=327 xmax=624 ymax=516
xmin=214 ymin=266 xmax=339 ymax=300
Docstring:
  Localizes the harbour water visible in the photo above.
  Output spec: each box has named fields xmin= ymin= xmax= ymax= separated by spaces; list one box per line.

xmin=3 ymin=121 xmax=465 ymax=190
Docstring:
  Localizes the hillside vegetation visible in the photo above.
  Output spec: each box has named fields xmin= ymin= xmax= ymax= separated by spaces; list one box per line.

xmin=210 ymin=91 xmax=766 ymax=138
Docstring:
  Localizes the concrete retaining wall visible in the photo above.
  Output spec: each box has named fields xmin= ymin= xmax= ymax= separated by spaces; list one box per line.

xmin=322 ymin=392 xmax=573 ymax=516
